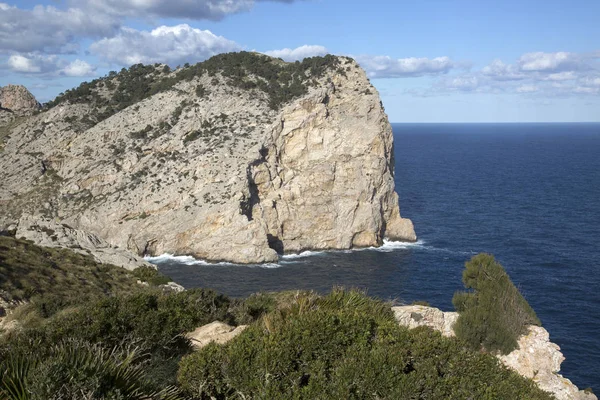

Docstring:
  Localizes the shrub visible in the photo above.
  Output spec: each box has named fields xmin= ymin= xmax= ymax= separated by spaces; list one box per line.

xmin=0 ymin=236 xmax=141 ymax=318
xmin=132 ymin=266 xmax=172 ymax=286
xmin=452 ymin=253 xmax=541 ymax=354
xmin=178 ymin=288 xmax=552 ymax=399
xmin=0 ymin=339 xmax=184 ymax=400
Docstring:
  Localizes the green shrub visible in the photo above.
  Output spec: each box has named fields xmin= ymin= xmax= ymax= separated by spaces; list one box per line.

xmin=15 ymin=289 xmax=231 ymax=355
xmin=132 ymin=266 xmax=172 ymax=286
xmin=0 ymin=236 xmax=141 ymax=319
xmin=178 ymin=288 xmax=552 ymax=399
xmin=452 ymin=253 xmax=541 ymax=354
xmin=0 ymin=339 xmax=184 ymax=400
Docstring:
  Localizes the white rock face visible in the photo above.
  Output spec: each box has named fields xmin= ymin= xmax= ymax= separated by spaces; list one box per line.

xmin=185 ymin=321 xmax=248 ymax=349
xmin=394 ymin=305 xmax=596 ymax=400
xmin=15 ymin=216 xmax=153 ymax=270
xmin=392 ymin=305 xmax=458 ymax=337
xmin=499 ymin=326 xmax=597 ymax=400
xmin=0 ymin=55 xmax=415 ymax=264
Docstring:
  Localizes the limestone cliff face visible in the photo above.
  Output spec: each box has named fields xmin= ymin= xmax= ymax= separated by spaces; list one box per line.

xmin=393 ymin=305 xmax=596 ymax=400
xmin=0 ymin=84 xmax=40 ymax=114
xmin=0 ymin=53 xmax=415 ymax=264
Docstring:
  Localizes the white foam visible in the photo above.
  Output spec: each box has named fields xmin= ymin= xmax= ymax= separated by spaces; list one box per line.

xmin=373 ymin=239 xmax=426 ymax=252
xmin=258 ymin=263 xmax=282 ymax=269
xmin=281 ymin=250 xmax=326 ymax=260
xmin=144 ymin=253 xmax=234 ymax=266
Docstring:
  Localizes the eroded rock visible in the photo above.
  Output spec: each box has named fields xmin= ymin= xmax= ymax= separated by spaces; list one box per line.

xmin=394 ymin=305 xmax=596 ymax=400
xmin=185 ymin=321 xmax=248 ymax=349
xmin=15 ymin=215 xmax=153 ymax=270
xmin=392 ymin=305 xmax=458 ymax=337
xmin=0 ymin=85 xmax=40 ymax=114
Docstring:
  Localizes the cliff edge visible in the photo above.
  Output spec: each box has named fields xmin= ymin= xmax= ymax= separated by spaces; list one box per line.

xmin=393 ymin=305 xmax=597 ymax=400
xmin=0 ymin=53 xmax=415 ymax=264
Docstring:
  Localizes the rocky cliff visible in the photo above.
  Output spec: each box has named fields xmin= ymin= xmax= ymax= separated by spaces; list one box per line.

xmin=0 ymin=84 xmax=40 ymax=114
xmin=393 ymin=305 xmax=597 ymax=400
xmin=0 ymin=52 xmax=415 ymax=264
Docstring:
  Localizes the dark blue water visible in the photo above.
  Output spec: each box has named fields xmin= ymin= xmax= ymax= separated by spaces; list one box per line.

xmin=154 ymin=123 xmax=600 ymax=389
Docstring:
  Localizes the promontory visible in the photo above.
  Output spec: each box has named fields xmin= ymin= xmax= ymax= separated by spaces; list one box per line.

xmin=0 ymin=52 xmax=416 ymax=265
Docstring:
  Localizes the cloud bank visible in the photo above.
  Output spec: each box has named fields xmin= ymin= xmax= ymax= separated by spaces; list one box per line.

xmin=90 ymin=24 xmax=241 ymax=66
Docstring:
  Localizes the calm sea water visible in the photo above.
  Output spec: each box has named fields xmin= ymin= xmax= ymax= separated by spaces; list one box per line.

xmin=152 ymin=123 xmax=600 ymax=389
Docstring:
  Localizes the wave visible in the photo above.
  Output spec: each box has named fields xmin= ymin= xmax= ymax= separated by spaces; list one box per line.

xmin=144 ymin=254 xmax=235 ymax=266
xmin=145 ymin=253 xmax=283 ymax=269
xmin=146 ymin=239 xmax=473 ymax=267
xmin=281 ymin=250 xmax=327 ymax=260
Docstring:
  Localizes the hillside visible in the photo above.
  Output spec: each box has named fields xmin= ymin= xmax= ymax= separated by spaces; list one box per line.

xmin=0 ymin=52 xmax=415 ymax=264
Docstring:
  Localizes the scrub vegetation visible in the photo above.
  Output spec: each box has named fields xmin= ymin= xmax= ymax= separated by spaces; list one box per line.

xmin=0 ymin=238 xmax=552 ymax=399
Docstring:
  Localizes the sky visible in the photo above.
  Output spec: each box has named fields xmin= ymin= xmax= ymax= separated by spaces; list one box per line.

xmin=1 ymin=0 xmax=599 ymax=122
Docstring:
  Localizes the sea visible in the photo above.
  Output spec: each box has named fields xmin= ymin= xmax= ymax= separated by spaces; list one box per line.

xmin=150 ymin=123 xmax=600 ymax=390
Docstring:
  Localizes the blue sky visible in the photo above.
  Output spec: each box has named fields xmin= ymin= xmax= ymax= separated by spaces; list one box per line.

xmin=1 ymin=0 xmax=599 ymax=122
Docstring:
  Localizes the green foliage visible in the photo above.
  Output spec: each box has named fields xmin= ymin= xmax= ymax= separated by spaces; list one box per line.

xmin=195 ymin=84 xmax=208 ymax=98
xmin=130 ymin=124 xmax=154 ymax=140
xmin=0 ymin=340 xmax=184 ymax=399
xmin=44 ymin=52 xmax=346 ymax=126
xmin=178 ymin=288 xmax=552 ymax=400
xmin=1 ymin=289 xmax=234 ymax=394
xmin=11 ymin=289 xmax=231 ymax=356
xmin=452 ymin=253 xmax=541 ymax=354
xmin=0 ymin=236 xmax=139 ymax=317
xmin=228 ymin=292 xmax=278 ymax=325
xmin=0 ymin=236 xmax=173 ymax=320
xmin=132 ymin=266 xmax=172 ymax=286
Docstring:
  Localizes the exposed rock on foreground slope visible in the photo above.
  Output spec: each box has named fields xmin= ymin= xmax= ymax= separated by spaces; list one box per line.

xmin=0 ymin=53 xmax=415 ymax=264
xmin=393 ymin=305 xmax=597 ymax=400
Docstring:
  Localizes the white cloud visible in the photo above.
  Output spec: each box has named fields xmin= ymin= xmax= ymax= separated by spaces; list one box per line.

xmin=6 ymin=54 xmax=62 ymax=74
xmin=7 ymin=54 xmax=43 ymax=73
xmin=544 ymin=71 xmax=577 ymax=81
xmin=0 ymin=3 xmax=119 ymax=54
xmin=5 ymin=54 xmax=97 ymax=77
xmin=573 ymin=86 xmax=599 ymax=94
xmin=264 ymin=45 xmax=328 ymax=61
xmin=517 ymin=51 xmax=577 ymax=72
xmin=73 ymin=0 xmax=300 ymax=21
xmin=482 ymin=59 xmax=526 ymax=81
xmin=90 ymin=24 xmax=241 ymax=66
xmin=356 ymin=55 xmax=454 ymax=78
xmin=438 ymin=75 xmax=480 ymax=92
xmin=516 ymin=85 xmax=539 ymax=93
xmin=62 ymin=59 xmax=96 ymax=76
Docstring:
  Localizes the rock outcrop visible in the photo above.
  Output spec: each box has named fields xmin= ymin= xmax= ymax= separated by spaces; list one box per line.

xmin=14 ymin=215 xmax=153 ymax=270
xmin=185 ymin=321 xmax=248 ymax=349
xmin=499 ymin=326 xmax=596 ymax=400
xmin=0 ymin=84 xmax=40 ymax=114
xmin=394 ymin=305 xmax=596 ymax=400
xmin=0 ymin=53 xmax=415 ymax=264
xmin=392 ymin=305 xmax=458 ymax=337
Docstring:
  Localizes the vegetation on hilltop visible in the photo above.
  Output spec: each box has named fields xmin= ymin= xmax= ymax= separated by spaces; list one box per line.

xmin=453 ymin=253 xmax=541 ymax=354
xmin=44 ymin=52 xmax=348 ymax=127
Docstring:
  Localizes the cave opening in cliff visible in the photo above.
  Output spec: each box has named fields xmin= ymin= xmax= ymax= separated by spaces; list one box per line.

xmin=267 ymin=234 xmax=284 ymax=254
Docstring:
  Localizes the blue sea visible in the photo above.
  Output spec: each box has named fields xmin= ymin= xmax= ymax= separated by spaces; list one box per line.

xmin=152 ymin=123 xmax=600 ymax=390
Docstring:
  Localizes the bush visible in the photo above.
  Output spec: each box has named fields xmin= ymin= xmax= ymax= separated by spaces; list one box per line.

xmin=132 ymin=266 xmax=172 ymax=286
xmin=1 ymin=288 xmax=235 ymax=394
xmin=178 ymin=288 xmax=552 ymax=399
xmin=0 ymin=236 xmax=141 ymax=318
xmin=0 ymin=339 xmax=184 ymax=400
xmin=452 ymin=253 xmax=541 ymax=354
